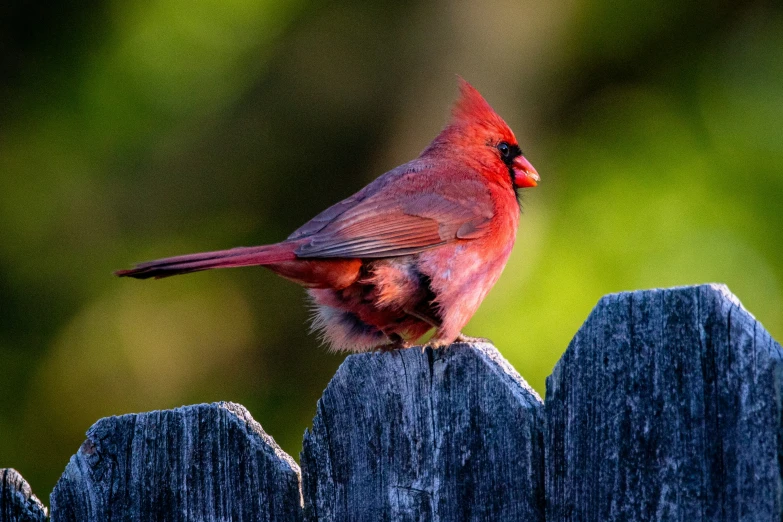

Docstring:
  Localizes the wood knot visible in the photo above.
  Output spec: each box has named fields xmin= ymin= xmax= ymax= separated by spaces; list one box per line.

xmin=80 ymin=438 xmax=96 ymax=456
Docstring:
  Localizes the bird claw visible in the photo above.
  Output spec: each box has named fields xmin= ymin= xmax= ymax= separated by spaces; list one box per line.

xmin=373 ymin=337 xmax=411 ymax=353
xmin=373 ymin=334 xmax=490 ymax=353
xmin=418 ymin=334 xmax=491 ymax=352
xmin=455 ymin=333 xmax=492 ymax=345
xmin=421 ymin=339 xmax=450 ymax=352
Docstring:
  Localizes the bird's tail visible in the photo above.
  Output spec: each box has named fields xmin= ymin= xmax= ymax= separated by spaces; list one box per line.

xmin=115 ymin=242 xmax=298 ymax=279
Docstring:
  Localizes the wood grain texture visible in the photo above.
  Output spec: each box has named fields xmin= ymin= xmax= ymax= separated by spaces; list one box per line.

xmin=49 ymin=402 xmax=302 ymax=522
xmin=0 ymin=469 xmax=47 ymax=522
xmin=545 ymin=284 xmax=783 ymax=521
xmin=301 ymin=342 xmax=545 ymax=522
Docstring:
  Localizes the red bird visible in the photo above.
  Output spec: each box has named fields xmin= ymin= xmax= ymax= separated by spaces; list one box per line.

xmin=117 ymin=79 xmax=539 ymax=352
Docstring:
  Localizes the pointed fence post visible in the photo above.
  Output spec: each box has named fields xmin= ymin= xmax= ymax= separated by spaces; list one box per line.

xmin=50 ymin=402 xmax=302 ymax=521
xmin=545 ymin=284 xmax=783 ymax=521
xmin=301 ymin=342 xmax=546 ymax=522
xmin=0 ymin=469 xmax=47 ymax=522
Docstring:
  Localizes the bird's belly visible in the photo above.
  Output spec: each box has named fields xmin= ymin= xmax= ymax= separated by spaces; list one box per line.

xmin=306 ymin=230 xmax=515 ymax=351
xmin=306 ymin=256 xmax=436 ymax=351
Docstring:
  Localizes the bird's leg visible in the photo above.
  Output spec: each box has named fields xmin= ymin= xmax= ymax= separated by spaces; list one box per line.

xmin=407 ymin=311 xmax=476 ymax=349
xmin=405 ymin=308 xmax=442 ymax=329
xmin=403 ymin=308 xmax=445 ymax=352
xmin=373 ymin=333 xmax=410 ymax=353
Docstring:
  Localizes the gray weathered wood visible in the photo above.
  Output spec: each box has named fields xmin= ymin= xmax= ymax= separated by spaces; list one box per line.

xmin=545 ymin=284 xmax=783 ymax=521
xmin=49 ymin=401 xmax=302 ymax=521
xmin=301 ymin=342 xmax=545 ymax=521
xmin=0 ymin=469 xmax=47 ymax=522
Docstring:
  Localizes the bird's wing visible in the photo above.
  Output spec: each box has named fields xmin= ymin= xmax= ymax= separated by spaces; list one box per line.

xmin=291 ymin=163 xmax=495 ymax=259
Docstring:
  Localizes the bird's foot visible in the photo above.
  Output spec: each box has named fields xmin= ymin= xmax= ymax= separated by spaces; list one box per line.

xmin=373 ymin=335 xmax=411 ymax=353
xmin=455 ymin=333 xmax=492 ymax=345
xmin=421 ymin=338 xmax=451 ymax=352
xmin=420 ymin=334 xmax=492 ymax=352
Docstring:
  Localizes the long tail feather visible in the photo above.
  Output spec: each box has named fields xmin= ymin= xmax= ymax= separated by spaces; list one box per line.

xmin=115 ymin=243 xmax=297 ymax=279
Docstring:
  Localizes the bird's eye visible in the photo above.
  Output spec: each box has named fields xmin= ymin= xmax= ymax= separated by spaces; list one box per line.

xmin=498 ymin=142 xmax=511 ymax=159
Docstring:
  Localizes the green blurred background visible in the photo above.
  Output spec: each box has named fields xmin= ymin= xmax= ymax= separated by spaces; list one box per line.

xmin=1 ymin=0 xmax=781 ymax=497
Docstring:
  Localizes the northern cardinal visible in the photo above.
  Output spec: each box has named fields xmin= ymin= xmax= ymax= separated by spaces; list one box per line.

xmin=117 ymin=79 xmax=539 ymax=352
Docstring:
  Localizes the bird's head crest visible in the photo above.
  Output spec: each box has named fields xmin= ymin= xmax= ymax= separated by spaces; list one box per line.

xmin=450 ymin=77 xmax=508 ymax=132
xmin=423 ymin=77 xmax=538 ymax=190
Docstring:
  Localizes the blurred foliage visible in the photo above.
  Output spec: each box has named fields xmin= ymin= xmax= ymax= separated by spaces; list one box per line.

xmin=0 ymin=0 xmax=781 ymax=497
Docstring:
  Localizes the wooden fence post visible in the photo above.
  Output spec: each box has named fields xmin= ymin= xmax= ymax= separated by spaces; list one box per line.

xmin=545 ymin=284 xmax=783 ymax=521
xmin=3 ymin=284 xmax=780 ymax=521
xmin=0 ymin=469 xmax=47 ymax=522
xmin=49 ymin=402 xmax=302 ymax=521
xmin=300 ymin=342 xmax=545 ymax=521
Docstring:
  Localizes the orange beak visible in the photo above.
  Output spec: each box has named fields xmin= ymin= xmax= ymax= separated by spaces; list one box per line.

xmin=512 ymin=155 xmax=539 ymax=188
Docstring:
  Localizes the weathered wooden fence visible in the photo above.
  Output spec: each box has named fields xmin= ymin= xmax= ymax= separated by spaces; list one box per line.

xmin=1 ymin=284 xmax=781 ymax=521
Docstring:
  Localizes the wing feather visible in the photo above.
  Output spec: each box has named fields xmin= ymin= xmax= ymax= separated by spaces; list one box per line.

xmin=292 ymin=161 xmax=495 ymax=259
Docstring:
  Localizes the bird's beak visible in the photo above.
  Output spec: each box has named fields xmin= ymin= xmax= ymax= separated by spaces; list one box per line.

xmin=512 ymin=155 xmax=539 ymax=188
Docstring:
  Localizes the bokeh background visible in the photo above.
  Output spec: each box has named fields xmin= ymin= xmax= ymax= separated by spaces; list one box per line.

xmin=1 ymin=0 xmax=781 ymax=497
